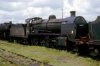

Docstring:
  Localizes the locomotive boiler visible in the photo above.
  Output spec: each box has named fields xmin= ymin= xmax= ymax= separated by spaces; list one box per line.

xmin=26 ymin=15 xmax=61 ymax=33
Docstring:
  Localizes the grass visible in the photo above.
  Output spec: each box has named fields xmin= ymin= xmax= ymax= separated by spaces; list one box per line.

xmin=0 ymin=40 xmax=100 ymax=66
xmin=0 ymin=57 xmax=17 ymax=66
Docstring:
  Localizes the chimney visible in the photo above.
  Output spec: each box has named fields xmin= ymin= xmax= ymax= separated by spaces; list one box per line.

xmin=70 ymin=11 xmax=76 ymax=17
xmin=96 ymin=16 xmax=100 ymax=20
xmin=95 ymin=16 xmax=100 ymax=22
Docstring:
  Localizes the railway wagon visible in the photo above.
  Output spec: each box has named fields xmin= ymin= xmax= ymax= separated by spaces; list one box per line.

xmin=88 ymin=16 xmax=100 ymax=54
xmin=0 ymin=22 xmax=11 ymax=40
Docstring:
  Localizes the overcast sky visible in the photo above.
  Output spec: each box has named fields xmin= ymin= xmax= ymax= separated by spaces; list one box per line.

xmin=0 ymin=0 xmax=100 ymax=23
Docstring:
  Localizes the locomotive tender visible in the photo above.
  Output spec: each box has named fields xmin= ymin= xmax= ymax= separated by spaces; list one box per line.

xmin=0 ymin=11 xmax=100 ymax=55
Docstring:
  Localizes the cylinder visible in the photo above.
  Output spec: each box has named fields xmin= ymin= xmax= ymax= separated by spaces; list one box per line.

xmin=70 ymin=11 xmax=76 ymax=17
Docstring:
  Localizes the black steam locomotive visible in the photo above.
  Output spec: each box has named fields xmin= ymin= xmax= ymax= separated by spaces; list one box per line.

xmin=0 ymin=11 xmax=100 ymax=55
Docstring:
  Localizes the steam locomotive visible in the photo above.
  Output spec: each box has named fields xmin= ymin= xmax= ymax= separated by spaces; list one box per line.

xmin=0 ymin=11 xmax=100 ymax=55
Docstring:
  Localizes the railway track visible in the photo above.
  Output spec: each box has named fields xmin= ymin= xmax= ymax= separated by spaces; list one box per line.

xmin=0 ymin=48 xmax=52 ymax=66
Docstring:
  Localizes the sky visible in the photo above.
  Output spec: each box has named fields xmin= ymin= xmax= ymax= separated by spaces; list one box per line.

xmin=64 ymin=0 xmax=100 ymax=22
xmin=0 ymin=0 xmax=100 ymax=23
